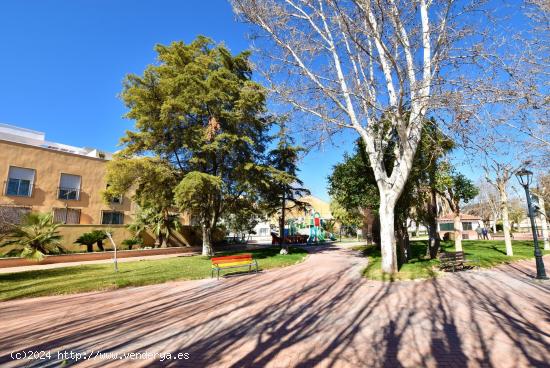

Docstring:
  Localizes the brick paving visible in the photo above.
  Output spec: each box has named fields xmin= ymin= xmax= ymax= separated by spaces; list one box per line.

xmin=0 ymin=245 xmax=549 ymax=367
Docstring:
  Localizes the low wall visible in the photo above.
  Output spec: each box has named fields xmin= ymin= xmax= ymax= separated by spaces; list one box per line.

xmin=57 ymin=224 xmax=135 ymax=252
xmin=1 ymin=223 xmax=226 ymax=256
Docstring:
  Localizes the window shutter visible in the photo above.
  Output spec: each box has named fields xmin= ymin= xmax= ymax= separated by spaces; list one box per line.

xmin=59 ymin=174 xmax=81 ymax=189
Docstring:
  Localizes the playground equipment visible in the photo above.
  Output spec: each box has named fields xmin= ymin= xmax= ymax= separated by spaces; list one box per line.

xmin=286 ymin=219 xmax=298 ymax=236
xmin=308 ymin=211 xmax=326 ymax=244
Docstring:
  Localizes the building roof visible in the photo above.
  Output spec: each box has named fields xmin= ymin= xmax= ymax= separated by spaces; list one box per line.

xmin=0 ymin=123 xmax=112 ymax=160
xmin=438 ymin=213 xmax=482 ymax=221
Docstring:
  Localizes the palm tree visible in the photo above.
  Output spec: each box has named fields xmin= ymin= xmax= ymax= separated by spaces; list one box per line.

xmin=130 ymin=206 xmax=181 ymax=248
xmin=1 ymin=213 xmax=63 ymax=260
xmin=90 ymin=230 xmax=107 ymax=251
xmin=121 ymin=237 xmax=142 ymax=250
xmin=75 ymin=232 xmax=97 ymax=252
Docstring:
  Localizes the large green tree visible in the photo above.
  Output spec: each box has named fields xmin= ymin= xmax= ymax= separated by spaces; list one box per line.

xmin=328 ymin=139 xmax=414 ymax=264
xmin=413 ymin=122 xmax=455 ymax=258
xmin=328 ymin=120 xmax=454 ymax=265
xmin=222 ymin=198 xmax=259 ymax=243
xmin=329 ymin=199 xmax=362 ymax=238
xmin=111 ymin=37 xmax=271 ymax=256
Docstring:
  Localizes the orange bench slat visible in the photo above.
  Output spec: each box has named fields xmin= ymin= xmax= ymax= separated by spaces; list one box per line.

xmin=211 ymin=254 xmax=253 ymax=263
xmin=213 ymin=258 xmax=254 ymax=265
xmin=213 ymin=261 xmax=255 ymax=269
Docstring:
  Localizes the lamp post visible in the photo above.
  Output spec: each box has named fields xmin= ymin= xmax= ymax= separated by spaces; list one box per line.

xmin=515 ymin=168 xmax=548 ymax=280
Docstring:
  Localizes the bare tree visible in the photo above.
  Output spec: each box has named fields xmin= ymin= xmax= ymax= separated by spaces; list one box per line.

xmin=232 ymin=0 xmax=485 ymax=273
xmin=533 ymin=177 xmax=550 ymax=250
xmin=459 ymin=1 xmax=550 ymax=166
xmin=469 ymin=180 xmax=500 ymax=233
xmin=483 ymin=162 xmax=516 ymax=256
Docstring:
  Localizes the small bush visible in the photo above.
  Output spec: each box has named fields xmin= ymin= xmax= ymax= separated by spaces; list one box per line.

xmin=121 ymin=237 xmax=143 ymax=250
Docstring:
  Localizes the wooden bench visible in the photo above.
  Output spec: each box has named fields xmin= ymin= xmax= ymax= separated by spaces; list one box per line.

xmin=211 ymin=253 xmax=258 ymax=279
xmin=439 ymin=251 xmax=479 ymax=272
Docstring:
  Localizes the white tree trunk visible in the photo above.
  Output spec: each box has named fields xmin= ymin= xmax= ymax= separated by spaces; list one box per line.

xmin=453 ymin=213 xmax=463 ymax=252
xmin=231 ymin=0 xmax=435 ymax=273
xmin=379 ymin=196 xmax=398 ymax=274
xmin=538 ymin=195 xmax=550 ymax=250
xmin=202 ymin=225 xmax=214 ymax=256
xmin=492 ymin=213 xmax=497 ymax=233
xmin=499 ymin=186 xmax=513 ymax=256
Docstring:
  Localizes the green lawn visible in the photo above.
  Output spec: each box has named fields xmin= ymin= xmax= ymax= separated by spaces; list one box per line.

xmin=354 ymin=240 xmax=550 ymax=281
xmin=0 ymin=247 xmax=308 ymax=301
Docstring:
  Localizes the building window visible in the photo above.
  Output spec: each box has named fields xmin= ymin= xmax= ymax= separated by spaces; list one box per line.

xmin=462 ymin=222 xmax=473 ymax=231
xmin=106 ymin=184 xmax=123 ymax=204
xmin=53 ymin=207 xmax=81 ymax=224
xmin=440 ymin=223 xmax=454 ymax=231
xmin=102 ymin=211 xmax=124 ymax=225
xmin=58 ymin=174 xmax=81 ymax=200
xmin=0 ymin=205 xmax=31 ymax=232
xmin=5 ymin=166 xmax=35 ymax=197
xmin=259 ymin=228 xmax=269 ymax=236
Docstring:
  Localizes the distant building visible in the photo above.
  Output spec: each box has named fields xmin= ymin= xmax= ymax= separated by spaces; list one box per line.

xmin=437 ymin=213 xmax=484 ymax=240
xmin=407 ymin=220 xmax=428 ymax=236
xmin=0 ymin=123 xmax=133 ymax=225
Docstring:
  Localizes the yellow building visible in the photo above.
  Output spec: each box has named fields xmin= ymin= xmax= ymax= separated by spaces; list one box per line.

xmin=284 ymin=195 xmax=333 ymax=223
xmin=0 ymin=123 xmax=133 ymax=225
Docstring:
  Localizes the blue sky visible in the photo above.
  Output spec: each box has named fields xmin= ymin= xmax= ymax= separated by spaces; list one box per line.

xmin=0 ymin=0 xmax=346 ymax=201
xmin=2 ymin=1 xmax=534 ymax=203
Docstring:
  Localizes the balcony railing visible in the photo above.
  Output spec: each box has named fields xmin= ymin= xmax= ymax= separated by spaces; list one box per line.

xmin=4 ymin=179 xmax=33 ymax=197
xmin=57 ymin=187 xmax=80 ymax=200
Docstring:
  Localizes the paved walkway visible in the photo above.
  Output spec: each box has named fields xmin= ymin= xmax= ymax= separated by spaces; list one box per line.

xmin=0 ymin=245 xmax=549 ymax=367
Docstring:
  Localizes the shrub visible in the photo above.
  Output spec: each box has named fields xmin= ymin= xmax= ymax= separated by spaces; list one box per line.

xmin=90 ymin=230 xmax=108 ymax=251
xmin=75 ymin=233 xmax=97 ymax=253
xmin=0 ymin=213 xmax=63 ymax=260
xmin=121 ymin=237 xmax=142 ymax=250
xmin=74 ymin=230 xmax=108 ymax=252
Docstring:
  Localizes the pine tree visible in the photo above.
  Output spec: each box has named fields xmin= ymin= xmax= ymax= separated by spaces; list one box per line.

xmin=108 ymin=36 xmax=271 ymax=256
xmin=264 ymin=120 xmax=310 ymax=253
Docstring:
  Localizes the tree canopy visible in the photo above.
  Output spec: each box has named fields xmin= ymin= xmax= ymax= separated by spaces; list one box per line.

xmin=106 ymin=36 xmax=272 ymax=256
xmin=328 ymin=120 xmax=455 ymax=261
xmin=329 ymin=121 xmax=454 ymax=221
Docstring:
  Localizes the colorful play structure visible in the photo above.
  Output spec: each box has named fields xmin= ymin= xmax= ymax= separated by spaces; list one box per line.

xmin=271 ymin=207 xmax=337 ymax=245
xmin=307 ymin=211 xmax=324 ymax=243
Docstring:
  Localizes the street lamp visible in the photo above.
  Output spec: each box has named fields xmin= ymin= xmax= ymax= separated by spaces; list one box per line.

xmin=515 ymin=168 xmax=548 ymax=280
